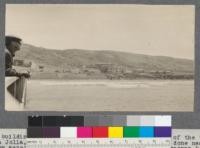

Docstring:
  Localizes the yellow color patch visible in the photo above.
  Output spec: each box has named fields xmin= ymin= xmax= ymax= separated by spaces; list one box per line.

xmin=108 ymin=127 xmax=123 ymax=138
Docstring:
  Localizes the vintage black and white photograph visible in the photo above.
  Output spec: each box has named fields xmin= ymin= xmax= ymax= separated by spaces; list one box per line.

xmin=5 ymin=4 xmax=194 ymax=111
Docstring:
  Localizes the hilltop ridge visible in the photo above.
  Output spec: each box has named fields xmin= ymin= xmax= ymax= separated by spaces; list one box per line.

xmin=14 ymin=44 xmax=194 ymax=79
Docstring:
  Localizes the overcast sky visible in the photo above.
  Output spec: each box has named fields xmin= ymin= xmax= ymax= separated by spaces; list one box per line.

xmin=6 ymin=4 xmax=194 ymax=59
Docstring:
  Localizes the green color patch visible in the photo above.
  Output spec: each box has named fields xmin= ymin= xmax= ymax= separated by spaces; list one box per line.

xmin=123 ymin=126 xmax=139 ymax=137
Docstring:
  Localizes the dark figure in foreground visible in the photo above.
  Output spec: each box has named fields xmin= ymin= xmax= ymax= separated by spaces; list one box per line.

xmin=5 ymin=36 xmax=30 ymax=78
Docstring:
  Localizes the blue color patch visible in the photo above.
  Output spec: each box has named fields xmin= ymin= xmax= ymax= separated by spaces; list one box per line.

xmin=139 ymin=127 xmax=154 ymax=137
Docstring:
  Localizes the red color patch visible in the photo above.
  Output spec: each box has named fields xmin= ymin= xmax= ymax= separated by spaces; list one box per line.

xmin=92 ymin=126 xmax=108 ymax=138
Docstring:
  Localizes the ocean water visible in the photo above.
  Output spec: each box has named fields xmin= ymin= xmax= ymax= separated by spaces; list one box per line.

xmin=25 ymin=79 xmax=194 ymax=111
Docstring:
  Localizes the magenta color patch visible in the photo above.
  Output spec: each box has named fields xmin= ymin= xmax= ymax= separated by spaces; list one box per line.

xmin=77 ymin=127 xmax=92 ymax=138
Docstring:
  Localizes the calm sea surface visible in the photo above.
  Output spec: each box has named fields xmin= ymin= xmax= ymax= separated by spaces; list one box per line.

xmin=25 ymin=79 xmax=194 ymax=111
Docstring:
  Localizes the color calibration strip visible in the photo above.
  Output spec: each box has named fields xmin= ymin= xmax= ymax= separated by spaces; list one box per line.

xmin=27 ymin=115 xmax=171 ymax=138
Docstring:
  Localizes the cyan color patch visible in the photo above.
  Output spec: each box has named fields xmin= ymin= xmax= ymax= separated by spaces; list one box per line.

xmin=139 ymin=127 xmax=154 ymax=137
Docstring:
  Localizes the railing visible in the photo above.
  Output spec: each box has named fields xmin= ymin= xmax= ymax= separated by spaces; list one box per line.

xmin=5 ymin=76 xmax=27 ymax=108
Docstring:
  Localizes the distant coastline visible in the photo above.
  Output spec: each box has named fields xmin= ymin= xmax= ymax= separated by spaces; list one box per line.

xmin=29 ymin=71 xmax=194 ymax=80
xmin=13 ymin=44 xmax=194 ymax=80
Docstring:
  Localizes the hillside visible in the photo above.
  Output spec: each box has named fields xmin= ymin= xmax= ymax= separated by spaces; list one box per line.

xmin=15 ymin=44 xmax=194 ymax=73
